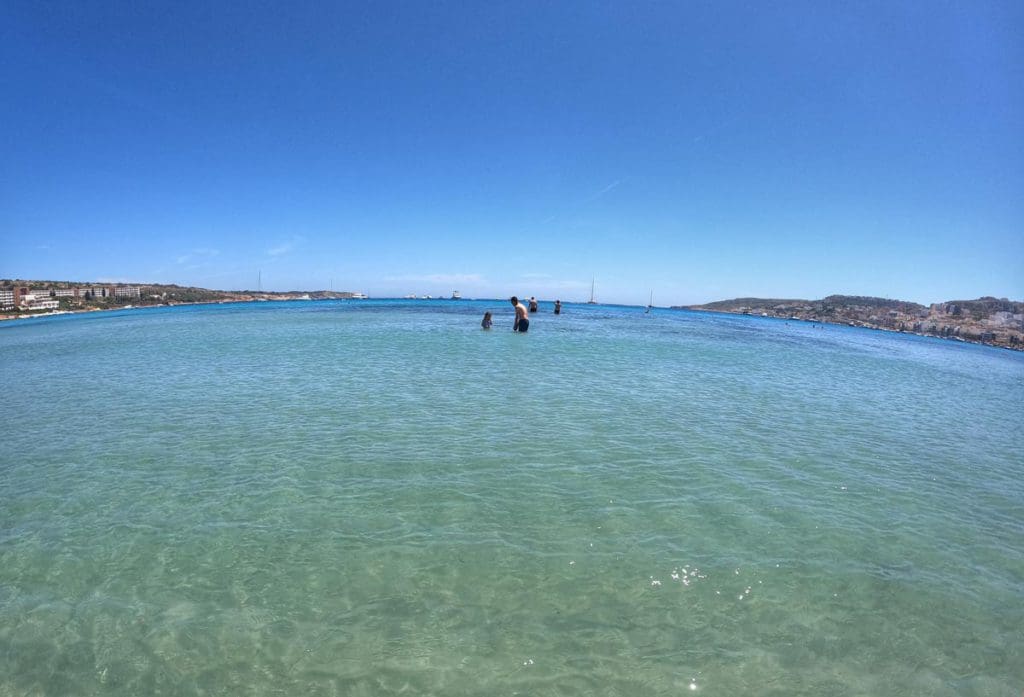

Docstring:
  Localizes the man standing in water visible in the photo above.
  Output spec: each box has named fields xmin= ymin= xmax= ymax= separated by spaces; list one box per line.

xmin=510 ymin=296 xmax=529 ymax=332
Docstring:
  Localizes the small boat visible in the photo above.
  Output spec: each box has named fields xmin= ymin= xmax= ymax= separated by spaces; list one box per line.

xmin=451 ymin=290 xmax=462 ymax=300
xmin=587 ymin=278 xmax=597 ymax=304
xmin=645 ymin=290 xmax=653 ymax=314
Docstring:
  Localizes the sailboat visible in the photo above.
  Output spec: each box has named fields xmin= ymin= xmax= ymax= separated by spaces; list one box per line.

xmin=587 ymin=278 xmax=597 ymax=304
xmin=645 ymin=290 xmax=653 ymax=314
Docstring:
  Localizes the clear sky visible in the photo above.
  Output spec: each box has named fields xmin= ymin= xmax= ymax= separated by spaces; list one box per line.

xmin=2 ymin=1 xmax=1022 ymax=305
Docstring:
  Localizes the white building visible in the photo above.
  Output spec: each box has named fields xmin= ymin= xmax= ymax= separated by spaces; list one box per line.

xmin=53 ymin=288 xmax=76 ymax=298
xmin=20 ymin=294 xmax=59 ymax=310
xmin=114 ymin=286 xmax=141 ymax=298
xmin=0 ymin=289 xmax=14 ymax=310
xmin=986 ymin=311 xmax=1024 ymax=329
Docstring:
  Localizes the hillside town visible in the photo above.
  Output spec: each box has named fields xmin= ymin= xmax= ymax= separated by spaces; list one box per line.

xmin=681 ymin=295 xmax=1024 ymax=351
xmin=0 ymin=284 xmax=143 ymax=312
xmin=0 ymin=280 xmax=367 ymax=318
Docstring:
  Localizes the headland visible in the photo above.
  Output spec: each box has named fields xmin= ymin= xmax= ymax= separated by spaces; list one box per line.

xmin=678 ymin=295 xmax=1024 ymax=351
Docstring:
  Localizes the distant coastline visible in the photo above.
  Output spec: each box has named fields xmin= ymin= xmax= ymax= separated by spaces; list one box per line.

xmin=4 ymin=280 xmax=1022 ymax=353
xmin=0 ymin=280 xmax=367 ymax=323
xmin=676 ymin=295 xmax=1024 ymax=352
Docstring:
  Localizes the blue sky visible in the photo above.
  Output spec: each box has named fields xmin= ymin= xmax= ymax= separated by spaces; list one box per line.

xmin=2 ymin=1 xmax=1021 ymax=305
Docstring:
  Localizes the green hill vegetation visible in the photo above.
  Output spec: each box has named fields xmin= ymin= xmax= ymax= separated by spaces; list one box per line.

xmin=679 ymin=295 xmax=1023 ymax=350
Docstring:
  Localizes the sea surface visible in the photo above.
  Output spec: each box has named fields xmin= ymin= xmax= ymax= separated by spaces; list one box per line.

xmin=1 ymin=299 xmax=1022 ymax=696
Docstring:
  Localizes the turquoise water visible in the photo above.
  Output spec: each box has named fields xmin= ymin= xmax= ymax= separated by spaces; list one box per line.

xmin=1 ymin=300 xmax=1022 ymax=696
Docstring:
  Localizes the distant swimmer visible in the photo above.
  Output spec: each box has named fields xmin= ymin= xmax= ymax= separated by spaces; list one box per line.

xmin=481 ymin=311 xmax=492 ymax=329
xmin=511 ymin=296 xmax=529 ymax=332
xmin=554 ymin=299 xmax=561 ymax=315
xmin=528 ymin=296 xmax=538 ymax=313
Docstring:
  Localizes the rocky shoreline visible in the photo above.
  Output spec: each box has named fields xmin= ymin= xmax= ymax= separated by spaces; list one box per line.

xmin=678 ymin=295 xmax=1024 ymax=352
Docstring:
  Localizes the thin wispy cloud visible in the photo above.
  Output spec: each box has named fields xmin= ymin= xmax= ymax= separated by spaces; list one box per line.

xmin=551 ymin=279 xmax=591 ymax=290
xmin=267 ymin=243 xmax=294 ymax=257
xmin=176 ymin=248 xmax=219 ymax=265
xmin=384 ymin=273 xmax=484 ymax=284
xmin=584 ymin=179 xmax=623 ymax=203
xmin=692 ymin=116 xmax=738 ymax=145
xmin=265 ymin=236 xmax=306 ymax=257
xmin=542 ymin=179 xmax=625 ymax=225
xmin=516 ymin=275 xmax=589 ymax=289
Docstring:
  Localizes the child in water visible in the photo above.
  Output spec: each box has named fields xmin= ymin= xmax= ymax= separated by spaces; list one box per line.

xmin=481 ymin=311 xmax=492 ymax=329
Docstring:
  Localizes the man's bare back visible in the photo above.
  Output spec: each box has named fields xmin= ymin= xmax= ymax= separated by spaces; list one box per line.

xmin=510 ymin=296 xmax=530 ymax=332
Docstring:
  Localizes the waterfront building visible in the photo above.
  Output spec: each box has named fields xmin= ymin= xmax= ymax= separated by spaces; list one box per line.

xmin=114 ymin=286 xmax=141 ymax=299
xmin=20 ymin=293 xmax=60 ymax=310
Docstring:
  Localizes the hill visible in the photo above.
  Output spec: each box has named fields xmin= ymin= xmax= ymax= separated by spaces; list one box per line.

xmin=678 ymin=295 xmax=1023 ymax=350
xmin=0 ymin=279 xmax=366 ymax=318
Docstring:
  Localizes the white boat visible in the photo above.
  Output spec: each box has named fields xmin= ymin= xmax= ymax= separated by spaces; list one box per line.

xmin=451 ymin=290 xmax=462 ymax=300
xmin=587 ymin=278 xmax=597 ymax=304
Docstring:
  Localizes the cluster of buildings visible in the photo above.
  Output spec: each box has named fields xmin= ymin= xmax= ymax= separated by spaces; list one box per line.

xmin=0 ymin=285 xmax=141 ymax=311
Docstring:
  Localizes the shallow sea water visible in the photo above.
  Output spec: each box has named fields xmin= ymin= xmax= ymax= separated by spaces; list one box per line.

xmin=1 ymin=299 xmax=1022 ymax=696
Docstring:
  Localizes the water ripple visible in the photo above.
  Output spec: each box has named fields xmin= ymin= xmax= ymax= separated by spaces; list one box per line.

xmin=1 ymin=301 xmax=1022 ymax=695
